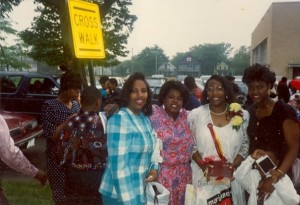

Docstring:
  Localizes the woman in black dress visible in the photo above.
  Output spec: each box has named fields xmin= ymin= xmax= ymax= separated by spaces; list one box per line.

xmin=242 ymin=63 xmax=299 ymax=198
xmin=41 ymin=70 xmax=82 ymax=205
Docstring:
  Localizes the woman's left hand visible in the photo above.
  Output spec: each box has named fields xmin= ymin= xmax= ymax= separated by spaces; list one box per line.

xmin=257 ymin=177 xmax=275 ymax=199
xmin=145 ymin=169 xmax=158 ymax=182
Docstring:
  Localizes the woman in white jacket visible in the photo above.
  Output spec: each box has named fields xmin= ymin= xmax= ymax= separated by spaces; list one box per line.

xmin=234 ymin=149 xmax=300 ymax=205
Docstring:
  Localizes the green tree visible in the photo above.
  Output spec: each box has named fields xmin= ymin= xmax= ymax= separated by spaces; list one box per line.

xmin=170 ymin=43 xmax=233 ymax=75
xmin=229 ymin=45 xmax=250 ymax=75
xmin=114 ymin=59 xmax=132 ymax=76
xmin=0 ymin=18 xmax=30 ymax=70
xmin=19 ymin=5 xmax=65 ymax=66
xmin=0 ymin=0 xmax=22 ymax=18
xmin=189 ymin=43 xmax=233 ymax=75
xmin=134 ymin=45 xmax=168 ymax=76
xmin=0 ymin=19 xmax=15 ymax=70
xmin=170 ymin=52 xmax=186 ymax=68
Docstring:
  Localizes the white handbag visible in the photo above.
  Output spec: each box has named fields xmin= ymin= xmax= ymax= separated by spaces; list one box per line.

xmin=146 ymin=182 xmax=170 ymax=205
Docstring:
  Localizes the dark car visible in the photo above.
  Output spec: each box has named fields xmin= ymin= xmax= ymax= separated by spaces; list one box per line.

xmin=146 ymin=77 xmax=166 ymax=104
xmin=1 ymin=111 xmax=43 ymax=149
xmin=0 ymin=72 xmax=60 ymax=116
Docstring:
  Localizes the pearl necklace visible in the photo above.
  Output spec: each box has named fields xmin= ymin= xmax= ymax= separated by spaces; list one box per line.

xmin=209 ymin=106 xmax=228 ymax=115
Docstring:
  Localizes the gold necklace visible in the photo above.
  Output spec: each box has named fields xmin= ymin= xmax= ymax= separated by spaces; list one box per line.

xmin=209 ymin=106 xmax=228 ymax=115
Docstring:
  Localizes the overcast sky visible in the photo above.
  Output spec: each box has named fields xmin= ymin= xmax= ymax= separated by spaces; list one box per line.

xmin=8 ymin=0 xmax=300 ymax=60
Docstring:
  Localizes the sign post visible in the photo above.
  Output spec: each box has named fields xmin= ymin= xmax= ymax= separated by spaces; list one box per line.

xmin=68 ymin=0 xmax=105 ymax=59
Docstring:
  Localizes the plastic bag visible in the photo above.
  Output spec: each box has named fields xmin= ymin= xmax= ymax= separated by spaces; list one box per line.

xmin=292 ymin=157 xmax=300 ymax=188
xmin=185 ymin=184 xmax=233 ymax=205
xmin=146 ymin=182 xmax=170 ymax=205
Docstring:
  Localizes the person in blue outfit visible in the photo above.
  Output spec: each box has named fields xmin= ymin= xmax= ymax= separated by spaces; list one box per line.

xmin=99 ymin=72 xmax=160 ymax=205
xmin=184 ymin=75 xmax=201 ymax=110
xmin=98 ymin=76 xmax=109 ymax=108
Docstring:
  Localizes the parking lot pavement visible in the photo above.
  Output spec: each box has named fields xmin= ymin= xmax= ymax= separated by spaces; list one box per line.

xmin=0 ymin=136 xmax=47 ymax=179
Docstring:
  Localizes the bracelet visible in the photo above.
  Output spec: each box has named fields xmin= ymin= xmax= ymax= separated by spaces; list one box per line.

xmin=276 ymin=169 xmax=285 ymax=176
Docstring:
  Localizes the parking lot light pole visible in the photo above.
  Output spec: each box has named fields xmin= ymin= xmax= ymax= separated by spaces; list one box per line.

xmin=131 ymin=48 xmax=134 ymax=74
xmin=155 ymin=53 xmax=158 ymax=74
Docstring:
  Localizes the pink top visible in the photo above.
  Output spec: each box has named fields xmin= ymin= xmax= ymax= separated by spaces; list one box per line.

xmin=0 ymin=115 xmax=38 ymax=177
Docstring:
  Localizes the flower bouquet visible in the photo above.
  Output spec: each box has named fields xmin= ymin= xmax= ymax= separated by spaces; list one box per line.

xmin=228 ymin=103 xmax=244 ymax=131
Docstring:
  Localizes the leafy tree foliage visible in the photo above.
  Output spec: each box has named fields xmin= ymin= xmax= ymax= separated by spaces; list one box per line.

xmin=0 ymin=0 xmax=22 ymax=18
xmin=0 ymin=19 xmax=30 ymax=70
xmin=189 ymin=43 xmax=233 ymax=75
xmin=0 ymin=45 xmax=31 ymax=71
xmin=133 ymin=45 xmax=168 ymax=76
xmin=170 ymin=52 xmax=186 ymax=68
xmin=0 ymin=19 xmax=16 ymax=40
xmin=170 ymin=43 xmax=250 ymax=76
xmin=229 ymin=45 xmax=250 ymax=75
xmin=113 ymin=59 xmax=132 ymax=76
xmin=19 ymin=5 xmax=65 ymax=66
xmin=19 ymin=0 xmax=137 ymax=67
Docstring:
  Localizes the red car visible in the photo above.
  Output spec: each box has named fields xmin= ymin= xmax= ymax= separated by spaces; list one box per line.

xmin=1 ymin=111 xmax=43 ymax=149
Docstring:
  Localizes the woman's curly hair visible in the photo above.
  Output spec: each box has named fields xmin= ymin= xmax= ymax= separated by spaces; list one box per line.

xmin=242 ymin=63 xmax=276 ymax=88
xmin=120 ymin=72 xmax=153 ymax=116
xmin=158 ymin=80 xmax=189 ymax=107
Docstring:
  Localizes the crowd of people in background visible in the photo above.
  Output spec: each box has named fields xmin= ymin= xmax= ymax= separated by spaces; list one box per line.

xmin=2 ymin=63 xmax=300 ymax=205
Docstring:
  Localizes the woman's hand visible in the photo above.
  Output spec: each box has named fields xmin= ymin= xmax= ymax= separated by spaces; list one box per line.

xmin=51 ymin=113 xmax=78 ymax=141
xmin=104 ymin=104 xmax=119 ymax=117
xmin=257 ymin=177 xmax=275 ymax=199
xmin=145 ymin=169 xmax=158 ymax=182
xmin=192 ymin=151 xmax=207 ymax=172
xmin=34 ymin=169 xmax=48 ymax=187
xmin=270 ymin=169 xmax=284 ymax=183
xmin=251 ymin=149 xmax=267 ymax=160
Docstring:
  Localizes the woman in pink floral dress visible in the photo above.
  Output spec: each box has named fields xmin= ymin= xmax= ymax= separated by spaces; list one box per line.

xmin=149 ymin=80 xmax=195 ymax=205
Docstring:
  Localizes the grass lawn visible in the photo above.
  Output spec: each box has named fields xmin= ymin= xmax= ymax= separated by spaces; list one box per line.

xmin=2 ymin=178 xmax=53 ymax=205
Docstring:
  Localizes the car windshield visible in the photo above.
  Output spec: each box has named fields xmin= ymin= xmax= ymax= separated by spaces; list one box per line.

xmin=0 ymin=75 xmax=22 ymax=93
xmin=146 ymin=78 xmax=165 ymax=87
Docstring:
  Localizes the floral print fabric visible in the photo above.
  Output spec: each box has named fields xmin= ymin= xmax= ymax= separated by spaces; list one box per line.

xmin=149 ymin=105 xmax=194 ymax=205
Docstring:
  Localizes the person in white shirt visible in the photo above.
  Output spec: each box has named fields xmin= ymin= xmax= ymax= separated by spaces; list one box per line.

xmin=234 ymin=149 xmax=300 ymax=205
xmin=0 ymin=115 xmax=47 ymax=205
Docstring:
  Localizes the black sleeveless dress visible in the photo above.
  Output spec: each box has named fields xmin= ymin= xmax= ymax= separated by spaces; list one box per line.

xmin=247 ymin=100 xmax=297 ymax=161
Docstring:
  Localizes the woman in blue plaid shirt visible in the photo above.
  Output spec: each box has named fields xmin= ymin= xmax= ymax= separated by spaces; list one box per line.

xmin=99 ymin=73 xmax=160 ymax=205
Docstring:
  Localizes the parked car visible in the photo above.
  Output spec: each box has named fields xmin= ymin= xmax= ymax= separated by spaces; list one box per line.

xmin=146 ymin=77 xmax=166 ymax=104
xmin=1 ymin=111 xmax=43 ymax=149
xmin=0 ymin=72 xmax=60 ymax=116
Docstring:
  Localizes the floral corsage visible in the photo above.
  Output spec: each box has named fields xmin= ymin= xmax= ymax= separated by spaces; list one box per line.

xmin=228 ymin=103 xmax=244 ymax=131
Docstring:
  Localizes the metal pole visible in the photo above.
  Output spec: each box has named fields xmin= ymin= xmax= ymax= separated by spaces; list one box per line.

xmin=88 ymin=59 xmax=96 ymax=87
xmin=131 ymin=48 xmax=133 ymax=74
xmin=155 ymin=53 xmax=158 ymax=74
